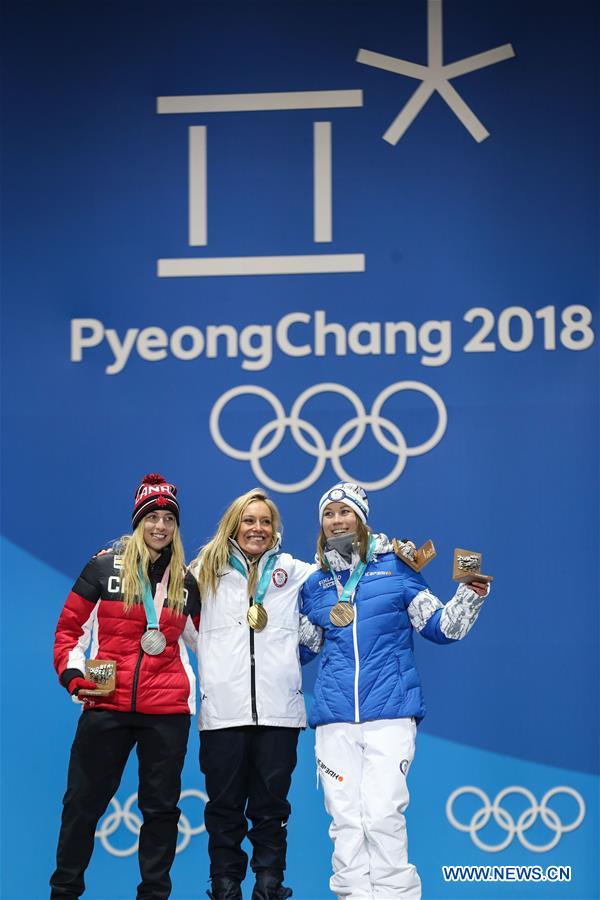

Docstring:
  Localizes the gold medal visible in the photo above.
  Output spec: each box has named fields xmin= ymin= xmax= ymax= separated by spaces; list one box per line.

xmin=330 ymin=602 xmax=354 ymax=627
xmin=247 ymin=604 xmax=268 ymax=631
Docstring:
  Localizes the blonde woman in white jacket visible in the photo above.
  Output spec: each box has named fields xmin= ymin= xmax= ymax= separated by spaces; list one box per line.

xmin=191 ymin=488 xmax=321 ymax=900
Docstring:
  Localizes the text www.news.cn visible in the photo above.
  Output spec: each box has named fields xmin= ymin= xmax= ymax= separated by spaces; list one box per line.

xmin=442 ymin=865 xmax=571 ymax=883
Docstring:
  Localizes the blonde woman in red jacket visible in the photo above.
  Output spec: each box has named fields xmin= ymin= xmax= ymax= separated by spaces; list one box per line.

xmin=51 ymin=474 xmax=200 ymax=900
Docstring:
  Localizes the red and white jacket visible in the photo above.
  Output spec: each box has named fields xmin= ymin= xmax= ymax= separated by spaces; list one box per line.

xmin=54 ymin=547 xmax=200 ymax=715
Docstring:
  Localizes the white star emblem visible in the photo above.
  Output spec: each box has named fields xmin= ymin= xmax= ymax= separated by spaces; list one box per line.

xmin=357 ymin=0 xmax=515 ymax=144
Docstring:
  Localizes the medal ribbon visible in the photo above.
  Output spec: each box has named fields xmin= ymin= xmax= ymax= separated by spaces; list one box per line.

xmin=139 ymin=563 xmax=171 ymax=630
xmin=229 ymin=553 xmax=279 ymax=607
xmin=327 ymin=536 xmax=377 ymax=605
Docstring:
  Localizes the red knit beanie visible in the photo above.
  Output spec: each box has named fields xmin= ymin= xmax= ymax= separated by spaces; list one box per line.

xmin=132 ymin=473 xmax=180 ymax=530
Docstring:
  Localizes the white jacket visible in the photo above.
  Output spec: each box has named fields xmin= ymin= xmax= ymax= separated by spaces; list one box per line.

xmin=193 ymin=537 xmax=317 ymax=730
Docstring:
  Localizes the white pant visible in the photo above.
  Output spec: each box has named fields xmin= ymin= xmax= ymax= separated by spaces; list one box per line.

xmin=315 ymin=718 xmax=421 ymax=900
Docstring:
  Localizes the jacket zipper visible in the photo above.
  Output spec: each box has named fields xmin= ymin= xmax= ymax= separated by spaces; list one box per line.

xmin=131 ymin=646 xmax=144 ymax=712
xmin=237 ymin=545 xmax=271 ymax=727
xmin=131 ymin=559 xmax=160 ymax=712
xmin=230 ymin=543 xmax=276 ymax=726
xmin=336 ymin=568 xmax=361 ymax=723
xmin=249 ymin=594 xmax=258 ymax=724
xmin=352 ymin=600 xmax=360 ymax=723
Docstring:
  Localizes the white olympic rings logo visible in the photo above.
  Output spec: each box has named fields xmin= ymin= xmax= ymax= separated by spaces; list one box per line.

xmin=446 ymin=785 xmax=586 ymax=853
xmin=95 ymin=789 xmax=207 ymax=857
xmin=209 ymin=382 xmax=447 ymax=492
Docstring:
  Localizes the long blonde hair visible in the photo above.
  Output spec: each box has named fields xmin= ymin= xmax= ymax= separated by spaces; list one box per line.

xmin=116 ymin=521 xmax=186 ymax=613
xmin=193 ymin=488 xmax=281 ymax=597
xmin=316 ymin=517 xmax=371 ymax=571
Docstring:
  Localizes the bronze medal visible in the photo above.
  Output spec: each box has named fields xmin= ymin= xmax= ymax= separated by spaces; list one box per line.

xmin=247 ymin=604 xmax=268 ymax=631
xmin=330 ymin=602 xmax=355 ymax=627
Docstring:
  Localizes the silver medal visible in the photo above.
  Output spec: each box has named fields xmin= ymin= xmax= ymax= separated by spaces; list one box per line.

xmin=140 ymin=628 xmax=167 ymax=655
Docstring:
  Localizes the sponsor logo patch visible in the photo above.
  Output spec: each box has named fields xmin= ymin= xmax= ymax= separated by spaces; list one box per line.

xmin=319 ymin=577 xmax=336 ymax=590
xmin=272 ymin=567 xmax=288 ymax=587
xmin=317 ymin=757 xmax=344 ymax=782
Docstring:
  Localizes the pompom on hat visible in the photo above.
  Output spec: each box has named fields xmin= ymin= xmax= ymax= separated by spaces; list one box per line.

xmin=132 ymin=473 xmax=180 ymax=530
xmin=318 ymin=482 xmax=369 ymax=524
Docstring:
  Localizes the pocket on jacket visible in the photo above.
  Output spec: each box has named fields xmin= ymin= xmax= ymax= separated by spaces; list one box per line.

xmin=255 ymin=630 xmax=303 ymax=720
xmin=395 ymin=653 xmax=407 ymax=699
xmin=199 ymin=627 xmax=249 ymax=721
xmin=260 ymin=680 xmax=304 ymax=720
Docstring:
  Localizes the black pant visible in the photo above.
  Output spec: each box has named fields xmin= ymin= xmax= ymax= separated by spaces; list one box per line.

xmin=50 ymin=710 xmax=190 ymax=899
xmin=199 ymin=726 xmax=300 ymax=881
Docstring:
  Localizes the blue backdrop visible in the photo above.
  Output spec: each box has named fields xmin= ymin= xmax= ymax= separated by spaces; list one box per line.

xmin=1 ymin=1 xmax=598 ymax=898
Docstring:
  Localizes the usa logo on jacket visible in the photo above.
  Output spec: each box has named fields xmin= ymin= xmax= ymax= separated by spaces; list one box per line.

xmin=272 ymin=568 xmax=288 ymax=588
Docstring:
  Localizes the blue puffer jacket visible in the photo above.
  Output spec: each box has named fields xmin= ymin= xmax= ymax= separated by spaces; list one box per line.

xmin=300 ymin=549 xmax=453 ymax=727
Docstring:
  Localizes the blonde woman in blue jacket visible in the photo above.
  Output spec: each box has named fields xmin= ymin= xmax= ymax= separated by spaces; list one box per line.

xmin=300 ymin=483 xmax=490 ymax=900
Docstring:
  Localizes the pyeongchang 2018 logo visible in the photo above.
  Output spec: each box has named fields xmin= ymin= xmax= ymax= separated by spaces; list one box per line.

xmin=156 ymin=0 xmax=515 ymax=279
xmin=210 ymin=381 xmax=446 ymax=492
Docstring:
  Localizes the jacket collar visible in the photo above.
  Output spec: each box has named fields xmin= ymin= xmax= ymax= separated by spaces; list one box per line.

xmin=227 ymin=533 xmax=281 ymax=573
xmin=324 ymin=532 xmax=390 ymax=572
xmin=147 ymin=544 xmax=172 ymax=579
